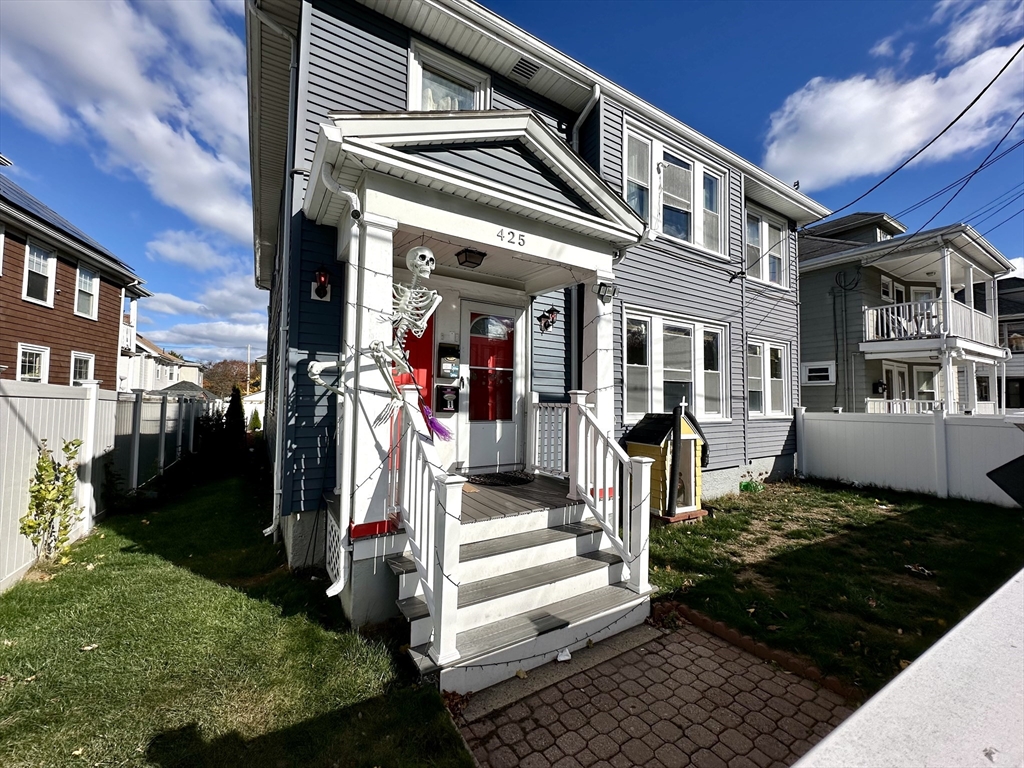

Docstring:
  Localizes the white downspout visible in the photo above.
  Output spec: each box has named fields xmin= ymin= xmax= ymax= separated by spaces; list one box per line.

xmin=572 ymin=84 xmax=600 ymax=153
xmin=249 ymin=0 xmax=297 ymax=540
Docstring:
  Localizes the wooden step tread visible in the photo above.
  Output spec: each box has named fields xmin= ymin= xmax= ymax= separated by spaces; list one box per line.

xmin=408 ymin=583 xmax=651 ymax=669
xmin=460 ymin=521 xmax=603 ymax=562
xmin=385 ymin=554 xmax=416 ymax=575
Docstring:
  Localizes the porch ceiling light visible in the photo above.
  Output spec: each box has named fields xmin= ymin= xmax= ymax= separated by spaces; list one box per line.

xmin=926 ymin=270 xmax=937 ymax=277
xmin=592 ymin=281 xmax=618 ymax=304
xmin=456 ymin=248 xmax=487 ymax=268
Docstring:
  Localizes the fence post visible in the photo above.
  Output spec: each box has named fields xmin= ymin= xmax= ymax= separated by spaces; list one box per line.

xmin=79 ymin=380 xmax=101 ymax=532
xmin=129 ymin=389 xmax=145 ymax=491
xmin=794 ymin=406 xmax=807 ymax=476
xmin=526 ymin=391 xmax=539 ymax=473
xmin=567 ymin=390 xmax=587 ymax=501
xmin=176 ymin=395 xmax=185 ymax=459
xmin=934 ymin=407 xmax=949 ymax=498
xmin=430 ymin=473 xmax=465 ymax=666
xmin=187 ymin=398 xmax=196 ymax=454
xmin=627 ymin=455 xmax=653 ymax=594
xmin=157 ymin=394 xmax=168 ymax=475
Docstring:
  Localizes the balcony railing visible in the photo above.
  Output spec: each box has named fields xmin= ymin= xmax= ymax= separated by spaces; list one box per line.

xmin=865 ymin=398 xmax=998 ymax=415
xmin=864 ymin=299 xmax=997 ymax=346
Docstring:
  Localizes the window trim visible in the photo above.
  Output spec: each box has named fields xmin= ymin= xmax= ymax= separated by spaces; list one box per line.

xmin=623 ymin=305 xmax=730 ymax=422
xmin=747 ymin=339 xmax=790 ymax=418
xmin=407 ymin=39 xmax=491 ymax=111
xmin=74 ymin=263 xmax=99 ymax=320
xmin=17 ymin=343 xmax=50 ymax=383
xmin=745 ymin=205 xmax=790 ymax=289
xmin=0 ymin=223 xmax=5 ymax=277
xmin=22 ymin=239 xmax=56 ymax=307
xmin=623 ymin=121 xmax=728 ymax=259
xmin=913 ymin=365 xmax=939 ymax=402
xmin=800 ymin=361 xmax=836 ymax=386
xmin=70 ymin=351 xmax=95 ymax=386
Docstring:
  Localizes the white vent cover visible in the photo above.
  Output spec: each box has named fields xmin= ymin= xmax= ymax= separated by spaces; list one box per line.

xmin=509 ymin=57 xmax=541 ymax=83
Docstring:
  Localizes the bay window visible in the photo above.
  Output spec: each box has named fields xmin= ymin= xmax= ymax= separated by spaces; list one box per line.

xmin=747 ymin=340 xmax=788 ymax=416
xmin=624 ymin=310 xmax=728 ymax=420
xmin=746 ymin=209 xmax=788 ymax=287
xmin=625 ymin=127 xmax=725 ymax=255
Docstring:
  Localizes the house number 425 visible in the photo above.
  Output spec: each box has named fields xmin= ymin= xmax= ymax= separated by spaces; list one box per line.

xmin=497 ymin=229 xmax=526 ymax=247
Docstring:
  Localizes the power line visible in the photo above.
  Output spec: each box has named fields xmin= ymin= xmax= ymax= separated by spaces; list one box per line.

xmin=970 ymin=190 xmax=1024 ymax=228
xmin=961 ymin=181 xmax=1024 ymax=222
xmin=800 ymin=40 xmax=1024 ymax=230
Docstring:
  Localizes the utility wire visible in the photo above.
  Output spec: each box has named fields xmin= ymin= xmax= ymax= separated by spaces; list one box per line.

xmin=960 ymin=181 xmax=1024 ymax=223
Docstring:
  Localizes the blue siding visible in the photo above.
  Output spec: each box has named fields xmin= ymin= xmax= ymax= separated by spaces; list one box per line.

xmin=532 ymin=288 xmax=572 ymax=402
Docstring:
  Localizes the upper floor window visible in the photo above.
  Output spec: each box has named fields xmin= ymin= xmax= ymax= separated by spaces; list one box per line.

xmin=408 ymin=40 xmax=490 ymax=112
xmin=17 ymin=343 xmax=49 ymax=383
xmin=0 ymin=223 xmax=6 ymax=276
xmin=71 ymin=352 xmax=95 ymax=385
xmin=746 ymin=209 xmax=787 ymax=287
xmin=23 ymin=241 xmax=56 ymax=306
xmin=1003 ymin=320 xmax=1024 ymax=352
xmin=625 ymin=128 xmax=725 ymax=255
xmin=76 ymin=266 xmax=99 ymax=319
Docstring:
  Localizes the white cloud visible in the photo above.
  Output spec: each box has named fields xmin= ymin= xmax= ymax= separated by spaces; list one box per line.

xmin=146 ymin=230 xmax=236 ymax=272
xmin=146 ymin=293 xmax=208 ymax=317
xmin=0 ymin=0 xmax=252 ymax=243
xmin=933 ymin=0 xmax=1024 ymax=64
xmin=144 ymin=272 xmax=265 ymax=323
xmin=870 ymin=34 xmax=898 ymax=58
xmin=763 ymin=39 xmax=1024 ymax=191
xmin=147 ymin=321 xmax=267 ymax=362
xmin=1008 ymin=255 xmax=1024 ymax=278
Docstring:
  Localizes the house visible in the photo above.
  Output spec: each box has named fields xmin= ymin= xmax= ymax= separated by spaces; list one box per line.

xmin=242 ymin=354 xmax=268 ymax=427
xmin=798 ymin=213 xmax=1014 ymax=415
xmin=245 ymin=0 xmax=827 ymax=691
xmin=117 ymin=330 xmax=204 ymax=392
xmin=0 ymin=173 xmax=150 ymax=388
xmin=995 ymin=276 xmax=1023 ymax=410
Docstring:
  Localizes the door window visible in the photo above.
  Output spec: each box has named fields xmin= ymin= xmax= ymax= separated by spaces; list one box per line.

xmin=468 ymin=313 xmax=514 ymax=421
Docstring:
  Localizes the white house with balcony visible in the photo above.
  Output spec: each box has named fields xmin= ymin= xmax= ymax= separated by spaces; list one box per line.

xmin=117 ymin=326 xmax=204 ymax=393
xmin=798 ymin=214 xmax=1014 ymax=416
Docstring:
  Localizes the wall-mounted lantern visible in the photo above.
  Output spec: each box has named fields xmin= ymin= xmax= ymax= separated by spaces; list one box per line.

xmin=312 ymin=265 xmax=331 ymax=301
xmin=536 ymin=306 xmax=560 ymax=333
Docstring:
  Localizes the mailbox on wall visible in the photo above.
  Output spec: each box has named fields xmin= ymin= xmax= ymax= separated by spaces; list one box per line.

xmin=435 ymin=385 xmax=459 ymax=413
xmin=437 ymin=344 xmax=460 ymax=379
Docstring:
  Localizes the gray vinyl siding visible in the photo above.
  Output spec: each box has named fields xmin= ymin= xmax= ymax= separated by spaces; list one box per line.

xmin=598 ymin=100 xmax=624 ymax=190
xmin=491 ymin=81 xmax=572 ymax=141
xmin=531 ymin=288 xmax=571 ymax=402
xmin=284 ymin=216 xmax=342 ymax=514
xmin=577 ymin=105 xmax=601 ymax=172
xmin=798 ymin=268 xmax=841 ymax=413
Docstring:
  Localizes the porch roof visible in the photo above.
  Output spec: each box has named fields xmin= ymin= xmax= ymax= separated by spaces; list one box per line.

xmin=303 ymin=110 xmax=647 ymax=246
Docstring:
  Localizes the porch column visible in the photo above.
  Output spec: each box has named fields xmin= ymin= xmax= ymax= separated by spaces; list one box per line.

xmin=987 ymin=277 xmax=998 ymax=345
xmin=965 ymin=263 xmax=975 ymax=339
xmin=582 ymin=272 xmax=616 ymax=429
xmin=942 ymin=350 xmax=956 ymax=412
xmin=347 ymin=212 xmax=398 ymax=528
xmin=940 ymin=247 xmax=952 ymax=335
xmin=964 ymin=359 xmax=977 ymax=413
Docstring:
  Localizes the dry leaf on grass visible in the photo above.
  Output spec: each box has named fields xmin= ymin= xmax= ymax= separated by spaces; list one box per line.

xmin=515 ymin=669 xmax=527 ymax=679
xmin=80 ymin=644 xmax=98 ymax=652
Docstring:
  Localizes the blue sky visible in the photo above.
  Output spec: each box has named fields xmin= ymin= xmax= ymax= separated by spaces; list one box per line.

xmin=1 ymin=0 xmax=1021 ymax=361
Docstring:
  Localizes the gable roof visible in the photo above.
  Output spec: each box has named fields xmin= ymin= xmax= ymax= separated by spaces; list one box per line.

xmin=0 ymin=174 xmax=149 ymax=295
xmin=157 ymin=381 xmax=218 ymax=400
xmin=804 ymin=212 xmax=906 ymax=239
xmin=798 ymin=234 xmax=866 ymax=262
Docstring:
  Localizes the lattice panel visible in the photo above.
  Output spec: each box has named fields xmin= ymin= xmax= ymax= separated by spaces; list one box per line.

xmin=325 ymin=514 xmax=341 ymax=584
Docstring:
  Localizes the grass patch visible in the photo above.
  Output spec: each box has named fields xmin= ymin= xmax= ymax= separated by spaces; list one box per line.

xmin=651 ymin=480 xmax=1024 ymax=696
xmin=0 ymin=461 xmax=471 ymax=768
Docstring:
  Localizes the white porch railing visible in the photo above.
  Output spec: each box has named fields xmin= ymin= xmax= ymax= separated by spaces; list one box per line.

xmin=948 ymin=400 xmax=998 ymax=415
xmin=864 ymin=299 xmax=996 ymax=346
xmin=865 ymin=398 xmax=941 ymax=414
xmin=526 ymin=393 xmax=569 ymax=478
xmin=566 ymin=391 xmax=653 ymax=594
xmin=390 ymin=386 xmax=465 ymax=665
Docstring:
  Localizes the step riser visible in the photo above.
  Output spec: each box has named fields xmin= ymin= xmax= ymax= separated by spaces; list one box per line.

xmin=438 ymin=597 xmax=650 ymax=694
xmin=459 ymin=530 xmax=607 ymax=583
xmin=411 ymin=616 xmax=432 ymax=647
xmin=457 ymin=561 xmax=625 ymax=633
xmin=397 ymin=570 xmax=423 ymax=601
xmin=459 ymin=504 xmax=589 ymax=544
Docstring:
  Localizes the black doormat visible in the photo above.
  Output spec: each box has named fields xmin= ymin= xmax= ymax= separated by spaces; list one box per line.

xmin=466 ymin=470 xmax=534 ymax=487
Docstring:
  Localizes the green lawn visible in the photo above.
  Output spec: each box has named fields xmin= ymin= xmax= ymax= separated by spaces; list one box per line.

xmin=651 ymin=480 xmax=1024 ymax=697
xmin=0 ymin=464 xmax=472 ymax=768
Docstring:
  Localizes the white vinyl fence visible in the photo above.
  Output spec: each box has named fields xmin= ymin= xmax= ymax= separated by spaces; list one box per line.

xmin=796 ymin=408 xmax=1024 ymax=508
xmin=1 ymin=382 xmax=205 ymax=592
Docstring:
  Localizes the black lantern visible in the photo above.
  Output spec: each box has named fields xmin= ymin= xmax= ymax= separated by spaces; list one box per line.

xmin=455 ymin=248 xmax=487 ymax=268
xmin=536 ymin=306 xmax=560 ymax=333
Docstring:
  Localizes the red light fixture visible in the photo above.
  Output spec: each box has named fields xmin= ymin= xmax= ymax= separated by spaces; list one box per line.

xmin=314 ymin=266 xmax=330 ymax=299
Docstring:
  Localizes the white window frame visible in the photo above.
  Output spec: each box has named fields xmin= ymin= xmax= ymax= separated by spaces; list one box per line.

xmin=70 ymin=351 xmax=95 ymax=386
xmin=800 ymin=361 xmax=836 ymax=386
xmin=74 ymin=264 xmax=99 ymax=320
xmin=623 ymin=307 xmax=729 ymax=422
xmin=881 ymin=275 xmax=893 ymax=302
xmin=623 ymin=123 xmax=727 ymax=258
xmin=17 ymin=343 xmax=50 ymax=383
xmin=745 ymin=206 xmax=789 ymax=288
xmin=913 ymin=365 xmax=939 ymax=402
xmin=0 ymin=223 xmax=5 ymax=276
xmin=22 ymin=239 xmax=56 ymax=307
xmin=407 ymin=40 xmax=491 ymax=111
xmin=748 ymin=339 xmax=790 ymax=418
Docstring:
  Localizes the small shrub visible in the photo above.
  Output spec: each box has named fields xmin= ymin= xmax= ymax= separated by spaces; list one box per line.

xmin=248 ymin=409 xmax=262 ymax=432
xmin=20 ymin=439 xmax=82 ymax=561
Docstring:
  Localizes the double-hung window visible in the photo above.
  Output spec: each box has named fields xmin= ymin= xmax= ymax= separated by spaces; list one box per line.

xmin=625 ymin=128 xmax=725 ymax=255
xmin=625 ymin=310 xmax=728 ymax=420
xmin=71 ymin=352 xmax=94 ymax=385
xmin=23 ymin=241 xmax=56 ymax=306
xmin=746 ymin=209 xmax=787 ymax=287
xmin=17 ymin=343 xmax=49 ymax=383
xmin=747 ymin=340 xmax=788 ymax=417
xmin=0 ymin=223 xmax=5 ymax=276
xmin=76 ymin=266 xmax=98 ymax=319
xmin=408 ymin=40 xmax=490 ymax=111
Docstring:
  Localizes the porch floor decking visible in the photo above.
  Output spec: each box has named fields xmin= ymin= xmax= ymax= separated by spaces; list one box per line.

xmin=461 ymin=474 xmax=574 ymax=523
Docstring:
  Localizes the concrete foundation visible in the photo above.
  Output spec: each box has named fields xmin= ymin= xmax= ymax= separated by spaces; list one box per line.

xmin=279 ymin=510 xmax=328 ymax=569
xmin=700 ymin=454 xmax=796 ymax=500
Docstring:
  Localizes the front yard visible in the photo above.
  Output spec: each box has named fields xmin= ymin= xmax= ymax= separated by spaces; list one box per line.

xmin=650 ymin=480 xmax=1024 ymax=697
xmin=0 ymin=466 xmax=471 ymax=768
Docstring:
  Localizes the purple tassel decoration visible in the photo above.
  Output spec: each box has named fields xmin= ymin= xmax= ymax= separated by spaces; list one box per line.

xmin=422 ymin=404 xmax=453 ymax=441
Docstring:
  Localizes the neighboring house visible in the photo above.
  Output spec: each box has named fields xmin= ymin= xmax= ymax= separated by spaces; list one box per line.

xmin=798 ymin=213 xmax=1014 ymax=415
xmin=245 ymin=0 xmax=827 ymax=690
xmin=243 ymin=353 xmax=268 ymax=427
xmin=0 ymin=174 xmax=150 ymax=388
xmin=118 ymin=331 xmax=204 ymax=392
xmin=159 ymin=380 xmax=219 ymax=404
xmin=995 ymin=276 xmax=1024 ymax=410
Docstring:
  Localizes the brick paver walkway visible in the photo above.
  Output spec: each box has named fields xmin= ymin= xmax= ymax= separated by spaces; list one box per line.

xmin=461 ymin=623 xmax=854 ymax=768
